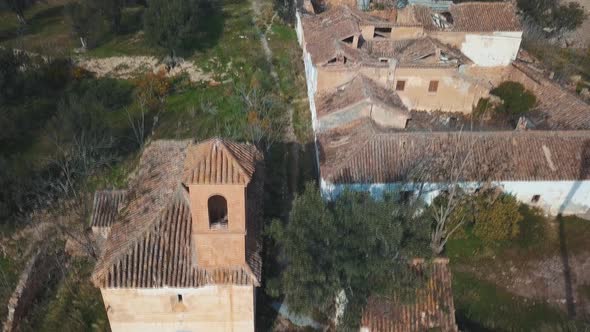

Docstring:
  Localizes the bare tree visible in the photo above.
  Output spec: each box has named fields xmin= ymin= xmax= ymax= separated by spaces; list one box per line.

xmin=236 ymin=84 xmax=287 ymax=151
xmin=126 ymin=106 xmax=147 ymax=149
xmin=409 ymin=130 xmax=508 ymax=256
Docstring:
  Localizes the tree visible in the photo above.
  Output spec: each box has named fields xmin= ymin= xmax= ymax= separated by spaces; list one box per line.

xmin=99 ymin=0 xmax=123 ymax=32
xmin=0 ymin=0 xmax=39 ymax=24
xmin=268 ymin=183 xmax=430 ymax=328
xmin=65 ymin=0 xmax=109 ymax=49
xmin=490 ymin=81 xmax=536 ymax=122
xmin=552 ymin=2 xmax=587 ymax=35
xmin=143 ymin=0 xmax=202 ymax=57
xmin=472 ymin=190 xmax=523 ymax=243
xmin=236 ymin=83 xmax=287 ymax=151
xmin=517 ymin=0 xmax=587 ymax=35
xmin=407 ymin=131 xmax=510 ymax=256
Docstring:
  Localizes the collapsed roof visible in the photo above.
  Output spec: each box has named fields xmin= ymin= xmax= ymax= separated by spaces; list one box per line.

xmin=402 ymin=2 xmax=522 ymax=32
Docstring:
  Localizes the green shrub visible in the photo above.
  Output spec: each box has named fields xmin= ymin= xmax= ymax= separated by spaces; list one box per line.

xmin=473 ymin=191 xmax=523 ymax=243
xmin=490 ymin=81 xmax=536 ymax=118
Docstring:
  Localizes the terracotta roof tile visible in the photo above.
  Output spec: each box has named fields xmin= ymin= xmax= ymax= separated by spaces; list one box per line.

xmin=509 ymin=62 xmax=590 ymax=130
xmin=319 ymin=123 xmax=590 ymax=184
xmin=362 ymin=37 xmax=470 ymax=67
xmin=92 ymin=139 xmax=264 ymax=288
xmin=361 ymin=259 xmax=458 ymax=332
xmin=90 ymin=190 xmax=127 ymax=228
xmin=315 ymin=75 xmax=407 ymax=117
xmin=413 ymin=2 xmax=521 ymax=32
xmin=183 ymin=138 xmax=261 ymax=185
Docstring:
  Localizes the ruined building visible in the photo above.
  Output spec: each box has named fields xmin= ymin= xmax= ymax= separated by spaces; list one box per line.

xmin=90 ymin=139 xmax=264 ymax=332
xmin=297 ymin=2 xmax=590 ymax=216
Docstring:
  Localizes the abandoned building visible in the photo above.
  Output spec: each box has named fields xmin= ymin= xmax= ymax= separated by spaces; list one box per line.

xmin=318 ymin=121 xmax=590 ymax=216
xmin=297 ymin=1 xmax=590 ymax=216
xmin=90 ymin=138 xmax=264 ymax=332
xmin=360 ymin=258 xmax=458 ymax=332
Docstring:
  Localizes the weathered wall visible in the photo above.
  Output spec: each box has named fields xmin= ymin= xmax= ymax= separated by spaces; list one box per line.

xmin=318 ymin=101 xmax=371 ymax=131
xmin=101 ymin=285 xmax=255 ymax=332
xmin=188 ymin=184 xmax=246 ymax=268
xmin=370 ymin=104 xmax=409 ymax=128
xmin=321 ymin=179 xmax=590 ymax=216
xmin=394 ymin=67 xmax=489 ymax=113
xmin=430 ymin=31 xmax=522 ymax=67
xmin=391 ymin=26 xmax=425 ymax=40
xmin=315 ymin=65 xmax=488 ymax=113
xmin=460 ymin=32 xmax=523 ymax=67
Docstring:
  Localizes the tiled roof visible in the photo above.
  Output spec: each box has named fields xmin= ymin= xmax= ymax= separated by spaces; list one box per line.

xmin=90 ymin=190 xmax=127 ymax=228
xmin=319 ymin=122 xmax=590 ymax=184
xmin=449 ymin=2 xmax=521 ymax=32
xmin=302 ymin=6 xmax=386 ymax=65
xmin=315 ymin=75 xmax=407 ymax=117
xmin=413 ymin=2 xmax=521 ymax=32
xmin=508 ymin=61 xmax=590 ymax=130
xmin=361 ymin=258 xmax=458 ymax=332
xmin=92 ymin=188 xmax=259 ymax=288
xmin=362 ymin=37 xmax=470 ymax=67
xmin=183 ymin=138 xmax=262 ymax=185
xmin=92 ymin=139 xmax=264 ymax=288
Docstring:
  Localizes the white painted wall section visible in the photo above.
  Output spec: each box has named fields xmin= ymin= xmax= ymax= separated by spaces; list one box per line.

xmin=321 ymin=179 xmax=590 ymax=216
xmin=461 ymin=32 xmax=523 ymax=67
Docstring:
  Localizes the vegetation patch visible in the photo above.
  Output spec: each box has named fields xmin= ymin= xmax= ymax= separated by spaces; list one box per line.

xmin=453 ymin=270 xmax=577 ymax=331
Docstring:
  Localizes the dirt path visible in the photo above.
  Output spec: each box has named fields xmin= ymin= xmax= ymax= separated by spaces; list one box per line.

xmin=249 ymin=0 xmax=297 ymax=144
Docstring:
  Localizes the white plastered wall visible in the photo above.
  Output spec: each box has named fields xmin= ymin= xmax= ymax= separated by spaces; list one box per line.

xmin=460 ymin=31 xmax=523 ymax=67
xmin=321 ymin=179 xmax=590 ymax=216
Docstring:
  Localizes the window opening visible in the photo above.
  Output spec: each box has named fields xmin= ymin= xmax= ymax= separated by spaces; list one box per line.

xmin=208 ymin=195 xmax=228 ymax=229
xmin=428 ymin=80 xmax=439 ymax=93
xmin=396 ymin=80 xmax=406 ymax=91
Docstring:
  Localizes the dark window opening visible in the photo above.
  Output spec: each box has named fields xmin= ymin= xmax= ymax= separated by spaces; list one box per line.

xmin=327 ymin=58 xmax=337 ymax=64
xmin=428 ymin=80 xmax=439 ymax=93
xmin=342 ymin=36 xmax=354 ymax=44
xmin=396 ymin=80 xmax=406 ymax=91
xmin=441 ymin=12 xmax=454 ymax=24
xmin=177 ymin=294 xmax=183 ymax=302
xmin=373 ymin=27 xmax=392 ymax=39
xmin=208 ymin=195 xmax=228 ymax=229
xmin=380 ymin=58 xmax=389 ymax=63
xmin=531 ymin=195 xmax=541 ymax=203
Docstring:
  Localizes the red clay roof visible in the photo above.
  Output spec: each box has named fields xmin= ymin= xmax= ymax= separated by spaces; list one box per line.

xmin=315 ymin=75 xmax=407 ymax=117
xmin=319 ymin=122 xmax=590 ymax=184
xmin=92 ymin=139 xmax=264 ymax=288
xmin=183 ymin=138 xmax=261 ymax=185
xmin=361 ymin=258 xmax=458 ymax=332
xmin=508 ymin=61 xmax=590 ymax=130
xmin=413 ymin=2 xmax=522 ymax=32
xmin=91 ymin=190 xmax=127 ymax=228
xmin=362 ymin=37 xmax=470 ymax=68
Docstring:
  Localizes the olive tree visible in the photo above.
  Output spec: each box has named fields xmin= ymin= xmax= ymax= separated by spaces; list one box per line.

xmin=143 ymin=0 xmax=202 ymax=57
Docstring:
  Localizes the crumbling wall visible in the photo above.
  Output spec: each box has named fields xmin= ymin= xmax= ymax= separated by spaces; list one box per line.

xmin=2 ymin=249 xmax=61 ymax=332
